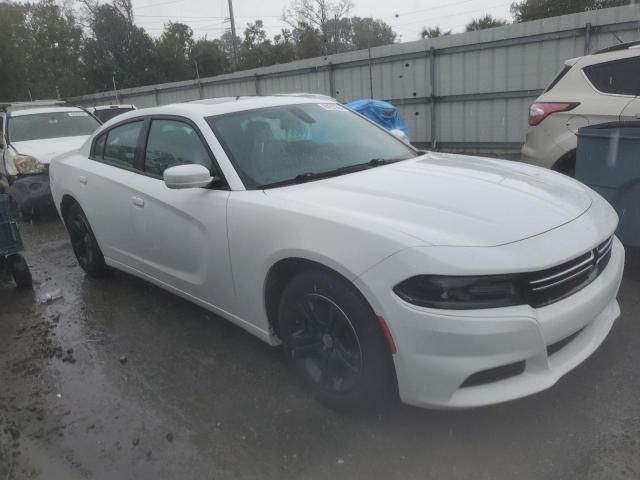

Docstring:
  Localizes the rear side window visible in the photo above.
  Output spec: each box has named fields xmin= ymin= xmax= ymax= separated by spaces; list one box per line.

xmin=544 ymin=65 xmax=571 ymax=93
xmin=583 ymin=58 xmax=640 ymax=96
xmin=103 ymin=121 xmax=143 ymax=169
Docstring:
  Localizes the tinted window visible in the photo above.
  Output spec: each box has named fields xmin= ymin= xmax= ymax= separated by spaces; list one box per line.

xmin=207 ymin=103 xmax=416 ymax=188
xmin=93 ymin=133 xmax=106 ymax=158
xmin=103 ymin=121 xmax=143 ymax=169
xmin=94 ymin=108 xmax=135 ymax=123
xmin=584 ymin=58 xmax=640 ymax=96
xmin=144 ymin=119 xmax=212 ymax=176
xmin=544 ymin=65 xmax=571 ymax=93
xmin=7 ymin=111 xmax=101 ymax=142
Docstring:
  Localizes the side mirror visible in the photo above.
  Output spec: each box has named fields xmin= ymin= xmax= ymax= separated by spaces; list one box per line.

xmin=390 ymin=129 xmax=410 ymax=144
xmin=163 ymin=164 xmax=213 ymax=189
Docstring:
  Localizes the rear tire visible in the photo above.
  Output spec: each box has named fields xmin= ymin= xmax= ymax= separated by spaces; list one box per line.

xmin=553 ymin=151 xmax=576 ymax=178
xmin=8 ymin=254 xmax=32 ymax=289
xmin=278 ymin=270 xmax=397 ymax=412
xmin=64 ymin=202 xmax=107 ymax=277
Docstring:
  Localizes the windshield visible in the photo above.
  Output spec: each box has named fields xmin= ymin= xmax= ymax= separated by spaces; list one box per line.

xmin=8 ymin=111 xmax=101 ymax=142
xmin=207 ymin=103 xmax=417 ymax=188
xmin=93 ymin=108 xmax=135 ymax=123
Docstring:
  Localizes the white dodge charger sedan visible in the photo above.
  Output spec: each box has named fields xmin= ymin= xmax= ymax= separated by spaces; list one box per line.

xmin=50 ymin=96 xmax=624 ymax=411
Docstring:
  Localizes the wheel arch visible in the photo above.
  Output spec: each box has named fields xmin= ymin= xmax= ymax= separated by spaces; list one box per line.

xmin=263 ymin=257 xmax=371 ymax=338
xmin=60 ymin=194 xmax=79 ymax=222
xmin=552 ymin=149 xmax=576 ymax=177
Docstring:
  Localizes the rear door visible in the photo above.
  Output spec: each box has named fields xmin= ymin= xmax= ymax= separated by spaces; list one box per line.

xmin=128 ymin=116 xmax=234 ymax=310
xmin=79 ymin=119 xmax=144 ymax=268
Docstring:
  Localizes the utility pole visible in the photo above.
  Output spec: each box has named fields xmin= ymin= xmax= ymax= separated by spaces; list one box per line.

xmin=227 ymin=0 xmax=239 ymax=69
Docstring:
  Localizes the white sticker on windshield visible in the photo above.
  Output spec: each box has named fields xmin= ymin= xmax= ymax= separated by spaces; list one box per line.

xmin=318 ymin=103 xmax=347 ymax=111
xmin=67 ymin=112 xmax=89 ymax=117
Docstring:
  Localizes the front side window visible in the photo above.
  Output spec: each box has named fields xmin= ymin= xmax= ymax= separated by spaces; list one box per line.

xmin=144 ymin=119 xmax=212 ymax=177
xmin=7 ymin=111 xmax=101 ymax=142
xmin=93 ymin=133 xmax=106 ymax=158
xmin=583 ymin=58 xmax=640 ymax=96
xmin=207 ymin=103 xmax=417 ymax=188
xmin=103 ymin=121 xmax=143 ymax=169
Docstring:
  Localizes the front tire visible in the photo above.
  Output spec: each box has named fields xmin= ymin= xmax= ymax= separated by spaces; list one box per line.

xmin=64 ymin=202 xmax=107 ymax=277
xmin=278 ymin=270 xmax=397 ymax=411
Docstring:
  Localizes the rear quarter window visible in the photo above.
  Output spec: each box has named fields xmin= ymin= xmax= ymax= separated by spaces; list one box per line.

xmin=583 ymin=57 xmax=640 ymax=96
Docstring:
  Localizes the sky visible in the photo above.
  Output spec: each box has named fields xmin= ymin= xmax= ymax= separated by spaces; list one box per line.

xmin=130 ymin=0 xmax=515 ymax=41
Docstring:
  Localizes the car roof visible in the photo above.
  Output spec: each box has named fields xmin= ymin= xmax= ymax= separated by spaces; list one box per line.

xmin=91 ymin=104 xmax=136 ymax=111
xmin=576 ymin=42 xmax=640 ymax=68
xmin=8 ymin=106 xmax=88 ymax=117
xmin=110 ymin=95 xmax=339 ymax=124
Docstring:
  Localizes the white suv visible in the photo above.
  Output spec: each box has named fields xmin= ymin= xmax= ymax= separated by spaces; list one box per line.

xmin=0 ymin=101 xmax=101 ymax=216
xmin=521 ymin=41 xmax=640 ymax=176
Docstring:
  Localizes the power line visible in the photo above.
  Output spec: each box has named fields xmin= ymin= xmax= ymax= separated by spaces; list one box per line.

xmin=134 ymin=0 xmax=186 ymax=10
xmin=391 ymin=2 xmax=512 ymax=29
xmin=380 ymin=0 xmax=479 ymax=20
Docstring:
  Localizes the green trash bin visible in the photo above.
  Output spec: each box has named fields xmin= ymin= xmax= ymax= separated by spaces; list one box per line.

xmin=576 ymin=121 xmax=640 ymax=248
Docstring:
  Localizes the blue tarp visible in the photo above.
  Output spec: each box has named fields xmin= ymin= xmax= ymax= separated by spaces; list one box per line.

xmin=345 ymin=99 xmax=410 ymax=139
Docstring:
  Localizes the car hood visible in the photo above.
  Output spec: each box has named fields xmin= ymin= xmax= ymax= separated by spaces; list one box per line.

xmin=265 ymin=152 xmax=592 ymax=247
xmin=11 ymin=135 xmax=90 ymax=164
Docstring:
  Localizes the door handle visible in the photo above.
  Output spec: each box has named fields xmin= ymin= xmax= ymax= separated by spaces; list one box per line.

xmin=79 ymin=175 xmax=87 ymax=185
xmin=132 ymin=196 xmax=145 ymax=207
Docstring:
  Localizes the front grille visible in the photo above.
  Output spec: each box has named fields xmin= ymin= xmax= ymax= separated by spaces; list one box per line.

xmin=525 ymin=236 xmax=613 ymax=308
xmin=460 ymin=361 xmax=526 ymax=388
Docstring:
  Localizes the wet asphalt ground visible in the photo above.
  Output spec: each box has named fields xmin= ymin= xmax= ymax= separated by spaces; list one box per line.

xmin=1 ymin=217 xmax=639 ymax=480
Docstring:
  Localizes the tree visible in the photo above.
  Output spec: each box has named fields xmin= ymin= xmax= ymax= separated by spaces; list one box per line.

xmin=156 ymin=22 xmax=195 ymax=82
xmin=239 ymin=20 xmax=275 ymax=69
xmin=292 ymin=22 xmax=325 ymax=59
xmin=420 ymin=26 xmax=451 ymax=39
xmin=271 ymin=30 xmax=298 ymax=64
xmin=0 ymin=2 xmax=30 ymax=100
xmin=284 ymin=0 xmax=354 ymax=53
xmin=24 ymin=0 xmax=85 ymax=98
xmin=219 ymin=30 xmax=242 ymax=64
xmin=190 ymin=39 xmax=229 ymax=78
xmin=511 ymin=0 xmax=630 ymax=22
xmin=466 ymin=14 xmax=508 ymax=31
xmin=82 ymin=3 xmax=159 ymax=92
xmin=350 ymin=17 xmax=396 ymax=50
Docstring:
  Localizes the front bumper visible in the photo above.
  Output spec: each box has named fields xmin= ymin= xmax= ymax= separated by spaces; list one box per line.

xmin=356 ymin=238 xmax=625 ymax=409
xmin=8 ymin=173 xmax=54 ymax=213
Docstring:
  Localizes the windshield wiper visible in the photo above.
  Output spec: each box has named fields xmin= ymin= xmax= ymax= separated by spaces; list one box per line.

xmin=257 ymin=157 xmax=410 ymax=189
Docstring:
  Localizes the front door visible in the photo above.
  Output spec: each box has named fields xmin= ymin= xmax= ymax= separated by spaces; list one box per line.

xmin=129 ymin=117 xmax=234 ymax=311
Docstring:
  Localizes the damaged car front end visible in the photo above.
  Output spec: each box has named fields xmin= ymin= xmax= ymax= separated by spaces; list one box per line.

xmin=0 ymin=102 xmax=101 ymax=216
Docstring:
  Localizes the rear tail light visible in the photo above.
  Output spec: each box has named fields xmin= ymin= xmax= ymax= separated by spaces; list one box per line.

xmin=528 ymin=102 xmax=579 ymax=126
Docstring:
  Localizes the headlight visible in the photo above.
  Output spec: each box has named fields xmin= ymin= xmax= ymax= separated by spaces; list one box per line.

xmin=14 ymin=155 xmax=46 ymax=175
xmin=393 ymin=275 xmax=525 ymax=310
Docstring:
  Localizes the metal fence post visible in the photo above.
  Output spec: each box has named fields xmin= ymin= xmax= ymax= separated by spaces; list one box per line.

xmin=328 ymin=62 xmax=335 ymax=98
xmin=584 ymin=22 xmax=592 ymax=55
xmin=255 ymin=74 xmax=261 ymax=96
xmin=429 ymin=47 xmax=437 ymax=150
xmin=154 ymin=89 xmax=160 ymax=106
